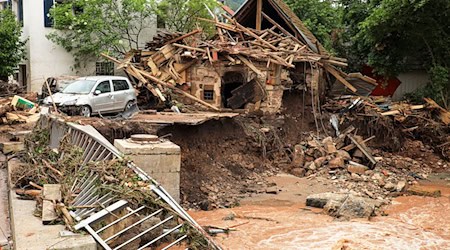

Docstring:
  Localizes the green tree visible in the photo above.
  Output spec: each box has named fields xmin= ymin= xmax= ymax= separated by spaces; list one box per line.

xmin=332 ymin=0 xmax=377 ymax=71
xmin=356 ymin=0 xmax=450 ymax=107
xmin=285 ymin=0 xmax=342 ymax=51
xmin=156 ymin=0 xmax=218 ymax=34
xmin=0 ymin=8 xmax=26 ymax=81
xmin=47 ymin=0 xmax=156 ymax=68
xmin=358 ymin=0 xmax=450 ymax=76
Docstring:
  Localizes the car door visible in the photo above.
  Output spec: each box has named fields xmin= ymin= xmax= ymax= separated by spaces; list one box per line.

xmin=91 ymin=80 xmax=114 ymax=113
xmin=111 ymin=79 xmax=129 ymax=110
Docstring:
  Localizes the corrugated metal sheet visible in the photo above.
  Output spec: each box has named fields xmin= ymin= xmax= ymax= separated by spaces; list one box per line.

xmin=393 ymin=71 xmax=429 ymax=101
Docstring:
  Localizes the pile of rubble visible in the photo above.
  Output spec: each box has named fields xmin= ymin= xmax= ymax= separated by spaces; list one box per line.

xmin=9 ymin=117 xmax=221 ymax=249
xmin=0 ymin=80 xmax=25 ymax=98
xmin=323 ymin=95 xmax=450 ymax=158
xmin=102 ymin=14 xmax=370 ymax=112
xmin=0 ymin=94 xmax=39 ymax=124
xmin=288 ymin=125 xmax=439 ymax=205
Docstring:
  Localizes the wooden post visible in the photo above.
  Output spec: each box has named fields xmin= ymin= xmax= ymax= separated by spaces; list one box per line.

xmin=44 ymin=78 xmax=59 ymax=114
xmin=256 ymin=0 xmax=262 ymax=30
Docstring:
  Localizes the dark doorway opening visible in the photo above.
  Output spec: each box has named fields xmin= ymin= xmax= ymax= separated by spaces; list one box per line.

xmin=221 ymin=71 xmax=245 ymax=108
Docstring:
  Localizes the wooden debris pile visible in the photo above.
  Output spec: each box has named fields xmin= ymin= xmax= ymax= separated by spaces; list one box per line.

xmin=0 ymin=80 xmax=25 ymax=97
xmin=102 ymin=15 xmax=362 ymax=111
xmin=323 ymin=96 xmax=450 ymax=158
xmin=0 ymin=93 xmax=39 ymax=124
xmin=324 ymin=96 xmax=450 ymax=126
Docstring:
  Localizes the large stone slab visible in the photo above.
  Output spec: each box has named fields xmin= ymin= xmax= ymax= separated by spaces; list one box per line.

xmin=306 ymin=192 xmax=380 ymax=219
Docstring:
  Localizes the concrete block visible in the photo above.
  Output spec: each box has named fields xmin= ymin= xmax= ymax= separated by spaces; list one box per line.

xmin=151 ymin=172 xmax=180 ymax=202
xmin=114 ymin=138 xmax=181 ymax=202
xmin=114 ymin=139 xmax=180 ymax=155
xmin=131 ymin=154 xmax=181 ymax=173
xmin=0 ymin=142 xmax=24 ymax=154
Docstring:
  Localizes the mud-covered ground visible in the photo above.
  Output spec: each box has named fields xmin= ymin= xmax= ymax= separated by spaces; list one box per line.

xmin=80 ymin=90 xmax=449 ymax=211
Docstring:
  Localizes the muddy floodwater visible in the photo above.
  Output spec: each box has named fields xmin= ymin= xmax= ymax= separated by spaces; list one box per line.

xmin=189 ymin=176 xmax=450 ymax=250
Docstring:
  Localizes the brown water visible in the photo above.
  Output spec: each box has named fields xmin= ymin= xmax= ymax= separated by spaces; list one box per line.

xmin=189 ymin=180 xmax=450 ymax=250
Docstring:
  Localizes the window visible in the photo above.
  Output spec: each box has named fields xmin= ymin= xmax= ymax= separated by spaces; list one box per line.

xmin=112 ymin=80 xmax=129 ymax=91
xmin=44 ymin=0 xmax=71 ymax=28
xmin=203 ymin=90 xmax=214 ymax=100
xmin=156 ymin=14 xmax=165 ymax=29
xmin=96 ymin=62 xmax=114 ymax=75
xmin=95 ymin=81 xmax=111 ymax=93
xmin=18 ymin=0 xmax=23 ymax=25
xmin=43 ymin=0 xmax=53 ymax=27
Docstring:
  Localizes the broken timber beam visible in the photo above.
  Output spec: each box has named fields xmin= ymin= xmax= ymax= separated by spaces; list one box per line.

xmin=236 ymin=55 xmax=263 ymax=76
xmin=323 ymin=64 xmax=357 ymax=93
xmin=256 ymin=0 xmax=262 ymax=30
xmin=163 ymin=29 xmax=201 ymax=46
xmin=136 ymin=68 xmax=220 ymax=111
xmin=101 ymin=53 xmax=219 ymax=111
xmin=347 ymin=135 xmax=377 ymax=166
xmin=261 ymin=12 xmax=304 ymax=46
xmin=380 ymin=105 xmax=425 ymax=116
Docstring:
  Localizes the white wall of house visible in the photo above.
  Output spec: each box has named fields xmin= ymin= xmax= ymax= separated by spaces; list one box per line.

xmin=9 ymin=0 xmax=93 ymax=93
xmin=392 ymin=70 xmax=429 ymax=101
xmin=9 ymin=0 xmax=156 ymax=93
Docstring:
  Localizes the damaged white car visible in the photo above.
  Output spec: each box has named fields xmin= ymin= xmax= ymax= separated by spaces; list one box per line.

xmin=43 ymin=76 xmax=137 ymax=117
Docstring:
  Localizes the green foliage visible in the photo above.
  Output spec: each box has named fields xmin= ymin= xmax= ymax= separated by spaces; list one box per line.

xmin=47 ymin=0 xmax=156 ymax=68
xmin=333 ymin=0 xmax=377 ymax=71
xmin=156 ymin=0 xmax=218 ymax=34
xmin=0 ymin=9 xmax=26 ymax=79
xmin=357 ymin=0 xmax=450 ymax=76
xmin=285 ymin=0 xmax=342 ymax=51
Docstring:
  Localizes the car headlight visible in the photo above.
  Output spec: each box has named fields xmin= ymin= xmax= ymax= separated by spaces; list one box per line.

xmin=62 ymin=99 xmax=78 ymax=106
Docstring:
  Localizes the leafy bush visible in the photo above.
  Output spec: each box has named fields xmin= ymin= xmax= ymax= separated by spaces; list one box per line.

xmin=0 ymin=9 xmax=26 ymax=80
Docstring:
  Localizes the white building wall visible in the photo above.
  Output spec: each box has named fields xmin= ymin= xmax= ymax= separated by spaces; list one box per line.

xmin=392 ymin=70 xmax=429 ymax=101
xmin=16 ymin=0 xmax=94 ymax=93
xmin=11 ymin=0 xmax=156 ymax=93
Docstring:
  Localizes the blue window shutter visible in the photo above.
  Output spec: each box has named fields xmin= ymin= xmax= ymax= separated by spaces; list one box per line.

xmin=43 ymin=0 xmax=53 ymax=27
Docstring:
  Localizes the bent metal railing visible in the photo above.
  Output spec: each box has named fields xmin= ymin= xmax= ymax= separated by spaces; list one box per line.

xmin=38 ymin=115 xmax=221 ymax=250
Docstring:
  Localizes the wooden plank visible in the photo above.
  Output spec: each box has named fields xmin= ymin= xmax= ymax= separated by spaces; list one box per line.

xmin=173 ymin=43 xmax=206 ymax=53
xmin=261 ymin=12 xmax=304 ymax=46
xmin=347 ymin=135 xmax=377 ymax=165
xmin=237 ymin=55 xmax=263 ymax=76
xmin=42 ymin=184 xmax=61 ymax=224
xmin=161 ymin=60 xmax=197 ymax=81
xmin=136 ymin=68 xmax=220 ymax=111
xmin=322 ymin=59 xmax=348 ymax=67
xmin=227 ymin=79 xmax=264 ymax=109
xmin=163 ymin=29 xmax=201 ymax=46
xmin=380 ymin=105 xmax=425 ymax=116
xmin=256 ymin=0 xmax=262 ymax=31
xmin=323 ymin=64 xmax=357 ymax=93
xmin=222 ymin=15 xmax=278 ymax=51
xmin=147 ymin=58 xmax=160 ymax=77
xmin=0 ymin=141 xmax=24 ymax=154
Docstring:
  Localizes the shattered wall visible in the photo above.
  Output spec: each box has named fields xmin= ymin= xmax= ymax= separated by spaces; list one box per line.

xmin=187 ymin=60 xmax=289 ymax=113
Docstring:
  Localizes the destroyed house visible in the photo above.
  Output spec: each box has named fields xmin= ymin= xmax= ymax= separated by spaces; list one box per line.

xmin=107 ymin=0 xmax=355 ymax=113
xmin=183 ymin=0 xmax=330 ymax=113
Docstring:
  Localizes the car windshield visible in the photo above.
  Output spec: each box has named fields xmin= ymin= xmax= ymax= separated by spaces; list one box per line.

xmin=61 ymin=80 xmax=96 ymax=94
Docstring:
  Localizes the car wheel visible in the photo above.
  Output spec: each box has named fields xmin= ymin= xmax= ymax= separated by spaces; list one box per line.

xmin=124 ymin=101 xmax=135 ymax=112
xmin=80 ymin=105 xmax=91 ymax=117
